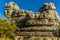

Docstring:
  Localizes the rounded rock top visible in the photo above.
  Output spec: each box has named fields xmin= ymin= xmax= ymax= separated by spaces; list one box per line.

xmin=44 ymin=2 xmax=56 ymax=9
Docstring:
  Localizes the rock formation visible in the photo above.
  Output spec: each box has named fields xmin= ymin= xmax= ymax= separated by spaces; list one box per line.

xmin=4 ymin=2 xmax=59 ymax=40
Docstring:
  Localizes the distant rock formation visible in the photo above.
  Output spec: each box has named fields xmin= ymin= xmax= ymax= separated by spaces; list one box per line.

xmin=4 ymin=2 xmax=59 ymax=40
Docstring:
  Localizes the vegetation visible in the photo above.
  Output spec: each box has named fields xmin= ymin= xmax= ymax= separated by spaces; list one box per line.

xmin=0 ymin=18 xmax=18 ymax=40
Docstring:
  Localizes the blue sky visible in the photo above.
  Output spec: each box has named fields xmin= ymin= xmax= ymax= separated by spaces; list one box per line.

xmin=0 ymin=0 xmax=60 ymax=18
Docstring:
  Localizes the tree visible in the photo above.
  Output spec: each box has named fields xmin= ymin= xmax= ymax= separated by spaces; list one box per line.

xmin=0 ymin=18 xmax=18 ymax=39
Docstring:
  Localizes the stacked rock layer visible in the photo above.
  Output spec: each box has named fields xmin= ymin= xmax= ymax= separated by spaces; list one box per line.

xmin=4 ymin=2 xmax=59 ymax=40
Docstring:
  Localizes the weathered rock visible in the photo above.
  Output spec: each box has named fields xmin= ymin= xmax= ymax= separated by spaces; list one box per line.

xmin=4 ymin=2 xmax=59 ymax=26
xmin=4 ymin=2 xmax=59 ymax=40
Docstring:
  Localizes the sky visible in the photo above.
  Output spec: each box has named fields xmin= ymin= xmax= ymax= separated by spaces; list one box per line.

xmin=0 ymin=0 xmax=60 ymax=18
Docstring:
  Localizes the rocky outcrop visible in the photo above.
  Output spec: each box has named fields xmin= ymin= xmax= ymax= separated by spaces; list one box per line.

xmin=4 ymin=2 xmax=59 ymax=27
xmin=4 ymin=2 xmax=59 ymax=40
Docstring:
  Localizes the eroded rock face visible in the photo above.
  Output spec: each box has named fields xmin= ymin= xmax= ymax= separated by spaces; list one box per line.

xmin=4 ymin=2 xmax=59 ymax=37
xmin=4 ymin=2 xmax=59 ymax=26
